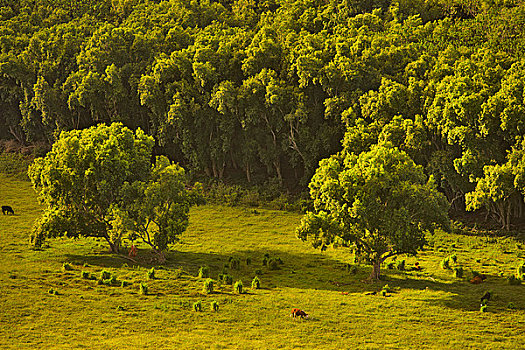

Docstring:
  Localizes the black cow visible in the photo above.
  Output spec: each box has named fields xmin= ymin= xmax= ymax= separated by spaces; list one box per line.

xmin=2 ymin=205 xmax=14 ymax=215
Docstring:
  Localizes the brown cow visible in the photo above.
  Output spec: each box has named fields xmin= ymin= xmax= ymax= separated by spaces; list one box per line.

xmin=291 ymin=308 xmax=309 ymax=319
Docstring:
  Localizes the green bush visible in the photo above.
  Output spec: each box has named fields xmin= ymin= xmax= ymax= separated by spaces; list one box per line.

xmin=218 ymin=273 xmax=233 ymax=285
xmin=148 ymin=267 xmax=155 ymax=280
xmin=453 ymin=266 xmax=464 ymax=278
xmin=396 ymin=260 xmax=405 ymax=271
xmin=193 ymin=300 xmax=202 ymax=312
xmin=268 ymin=258 xmax=279 ymax=270
xmin=140 ymin=282 xmax=148 ymax=295
xmin=81 ymin=271 xmax=90 ymax=279
xmin=198 ymin=266 xmax=209 ymax=278
xmin=211 ymin=300 xmax=219 ymax=312
xmin=234 ymin=280 xmax=243 ymax=294
xmin=62 ymin=262 xmax=73 ymax=271
xmin=251 ymin=276 xmax=261 ymax=289
xmin=229 ymin=257 xmax=240 ymax=270
xmin=203 ymin=278 xmax=214 ymax=294
xmin=101 ymin=270 xmax=111 ymax=280
xmin=440 ymin=257 xmax=451 ymax=270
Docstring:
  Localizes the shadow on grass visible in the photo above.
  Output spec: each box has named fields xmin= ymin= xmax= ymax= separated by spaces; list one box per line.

xmin=64 ymin=247 xmax=521 ymax=313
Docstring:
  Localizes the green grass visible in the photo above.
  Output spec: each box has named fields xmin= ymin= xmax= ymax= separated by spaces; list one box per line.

xmin=1 ymin=177 xmax=525 ymax=349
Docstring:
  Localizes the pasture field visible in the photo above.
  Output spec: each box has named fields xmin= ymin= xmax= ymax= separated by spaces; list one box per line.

xmin=1 ymin=177 xmax=525 ymax=349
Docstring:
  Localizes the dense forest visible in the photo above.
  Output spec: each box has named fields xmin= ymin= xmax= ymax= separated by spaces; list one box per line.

xmin=1 ymin=0 xmax=525 ymax=228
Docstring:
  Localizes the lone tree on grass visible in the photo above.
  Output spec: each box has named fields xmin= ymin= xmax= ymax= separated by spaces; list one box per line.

xmin=296 ymin=143 xmax=449 ymax=280
xmin=29 ymin=122 xmax=202 ymax=256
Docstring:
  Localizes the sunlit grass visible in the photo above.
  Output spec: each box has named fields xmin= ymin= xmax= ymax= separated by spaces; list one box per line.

xmin=1 ymin=177 xmax=525 ymax=349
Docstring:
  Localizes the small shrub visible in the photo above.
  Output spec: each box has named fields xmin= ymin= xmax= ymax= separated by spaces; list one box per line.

xmin=507 ymin=275 xmax=522 ymax=286
xmin=480 ymin=305 xmax=487 ymax=313
xmin=251 ymin=276 xmax=261 ymax=289
xmin=148 ymin=267 xmax=155 ymax=280
xmin=268 ymin=258 xmax=279 ymax=270
xmin=229 ymin=258 xmax=240 ymax=270
xmin=198 ymin=266 xmax=209 ymax=278
xmin=440 ymin=257 xmax=451 ymax=270
xmin=81 ymin=271 xmax=90 ymax=279
xmin=203 ymin=279 xmax=214 ymax=294
xmin=234 ymin=280 xmax=243 ymax=294
xmin=211 ymin=300 xmax=219 ymax=312
xmin=218 ymin=273 xmax=233 ymax=285
xmin=110 ymin=275 xmax=118 ymax=285
xmin=382 ymin=284 xmax=393 ymax=293
xmin=101 ymin=270 xmax=111 ymax=280
xmin=396 ymin=260 xmax=405 ymax=271
xmin=62 ymin=262 xmax=73 ymax=271
xmin=507 ymin=302 xmax=517 ymax=310
xmin=140 ymin=282 xmax=148 ymax=295
xmin=453 ymin=266 xmax=464 ymax=278
xmin=193 ymin=300 xmax=202 ymax=312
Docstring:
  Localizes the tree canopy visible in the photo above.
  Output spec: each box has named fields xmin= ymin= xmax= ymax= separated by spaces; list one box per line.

xmin=296 ymin=143 xmax=450 ymax=279
xmin=2 ymin=0 xmax=525 ymax=227
xmin=29 ymin=122 xmax=201 ymax=254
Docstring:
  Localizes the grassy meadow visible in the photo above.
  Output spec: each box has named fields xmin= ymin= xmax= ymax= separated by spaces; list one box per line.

xmin=1 ymin=176 xmax=525 ymax=349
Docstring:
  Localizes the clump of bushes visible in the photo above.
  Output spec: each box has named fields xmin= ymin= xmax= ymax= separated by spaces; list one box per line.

xmin=203 ymin=279 xmax=214 ymax=294
xmin=140 ymin=282 xmax=148 ymax=295
xmin=211 ymin=300 xmax=219 ymax=312
xmin=218 ymin=273 xmax=233 ymax=285
xmin=234 ymin=280 xmax=243 ymax=294
xmin=251 ymin=276 xmax=261 ymax=289
xmin=147 ymin=267 xmax=155 ymax=280
xmin=193 ymin=300 xmax=202 ymax=312
xmin=198 ymin=266 xmax=209 ymax=278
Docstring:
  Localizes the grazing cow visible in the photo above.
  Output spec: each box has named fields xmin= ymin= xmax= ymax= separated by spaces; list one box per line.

xmin=470 ymin=275 xmax=485 ymax=284
xmin=2 ymin=205 xmax=14 ymax=215
xmin=291 ymin=308 xmax=309 ymax=319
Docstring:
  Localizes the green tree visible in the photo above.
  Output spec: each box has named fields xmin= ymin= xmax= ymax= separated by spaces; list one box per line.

xmin=296 ymin=143 xmax=449 ymax=280
xmin=113 ymin=156 xmax=204 ymax=260
xmin=28 ymin=122 xmax=154 ymax=252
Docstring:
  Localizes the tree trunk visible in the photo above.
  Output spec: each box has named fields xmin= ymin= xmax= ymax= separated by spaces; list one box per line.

xmin=369 ymin=260 xmax=381 ymax=280
xmin=104 ymin=235 xmax=120 ymax=254
xmin=245 ymin=163 xmax=251 ymax=183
